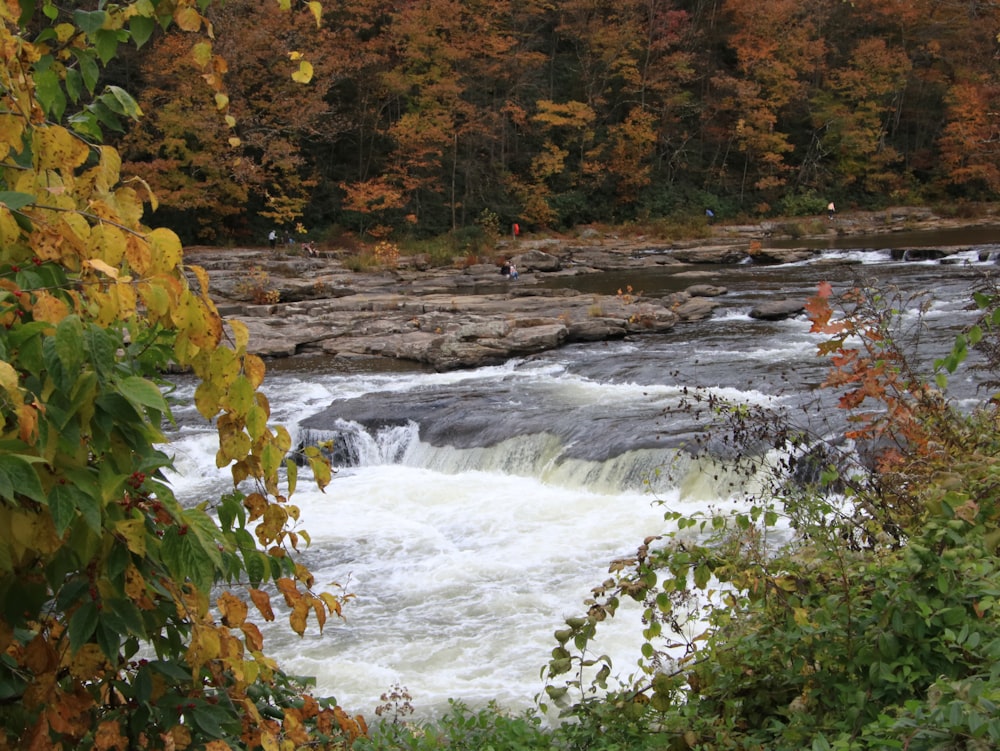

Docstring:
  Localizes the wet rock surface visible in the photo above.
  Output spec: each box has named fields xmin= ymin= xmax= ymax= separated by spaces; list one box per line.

xmin=186 ymin=208 xmax=1000 ymax=370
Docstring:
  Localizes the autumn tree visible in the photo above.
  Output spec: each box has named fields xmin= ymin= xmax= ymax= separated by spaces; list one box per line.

xmin=0 ymin=2 xmax=358 ymax=749
xmin=715 ymin=0 xmax=828 ymax=208
xmin=116 ymin=33 xmax=250 ymax=243
xmin=120 ymin=0 xmax=336 ymax=243
xmin=810 ymin=37 xmax=911 ymax=196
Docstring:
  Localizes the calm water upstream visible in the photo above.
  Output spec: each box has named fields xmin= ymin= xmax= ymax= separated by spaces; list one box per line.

xmin=164 ymin=228 xmax=1000 ymax=719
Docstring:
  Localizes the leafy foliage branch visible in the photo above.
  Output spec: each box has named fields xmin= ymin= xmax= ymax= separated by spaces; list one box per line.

xmin=0 ymin=2 xmax=367 ymax=749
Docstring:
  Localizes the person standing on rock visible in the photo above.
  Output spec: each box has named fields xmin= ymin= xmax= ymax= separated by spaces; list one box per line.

xmin=268 ymin=229 xmax=277 ymax=249
xmin=827 ymin=201 xmax=836 ymax=220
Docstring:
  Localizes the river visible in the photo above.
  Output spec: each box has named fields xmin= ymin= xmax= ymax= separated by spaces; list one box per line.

xmin=164 ymin=228 xmax=999 ymax=720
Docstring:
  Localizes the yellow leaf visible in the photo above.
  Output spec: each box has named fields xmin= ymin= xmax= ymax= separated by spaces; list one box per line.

xmin=219 ymin=422 xmax=251 ymax=462
xmin=137 ymin=280 xmax=169 ymax=318
xmin=84 ymin=257 xmax=120 ymax=279
xmin=307 ymin=1 xmax=323 ymax=26
xmin=275 ymin=577 xmax=299 ymax=607
xmin=30 ymin=292 xmax=69 ymax=324
xmin=17 ymin=403 xmax=38 ymax=444
xmin=228 ymin=136 xmax=242 ymax=147
xmin=0 ymin=114 xmax=24 ymax=162
xmin=113 ymin=520 xmax=146 ymax=557
xmin=174 ymin=6 xmax=202 ymax=32
xmin=274 ymin=424 xmax=291 ymax=453
xmin=124 ymin=235 xmax=152 ymax=275
xmin=124 ymin=564 xmax=149 ymax=602
xmin=0 ymin=360 xmax=24 ymax=404
xmin=88 ymin=224 xmax=127 ymax=268
xmin=312 ymin=596 xmax=327 ymax=632
xmin=290 ymin=599 xmax=309 ymax=636
xmin=170 ymin=725 xmax=192 ymax=749
xmin=115 ymin=278 xmax=137 ymax=318
xmin=94 ymin=145 xmax=121 ymax=191
xmin=190 ymin=41 xmax=213 ymax=69
xmin=0 ymin=207 xmax=21 ymax=248
xmin=186 ymin=626 xmax=221 ymax=675
xmin=291 ymin=60 xmax=314 ymax=84
xmin=214 ymin=93 xmax=229 ymax=111
xmin=246 ymin=404 xmax=268 ymax=441
xmin=285 ymin=458 xmax=297 ymax=496
xmin=260 ymin=730 xmax=280 ymax=751
xmin=319 ymin=592 xmax=342 ymax=618
xmin=243 ymin=492 xmax=267 ymax=521
xmin=68 ymin=643 xmax=109 ymax=681
xmin=194 ymin=380 xmax=222 ymax=420
xmin=146 ymin=227 xmax=183 ymax=273
xmin=91 ymin=289 xmax=120 ymax=327
xmin=33 ymin=125 xmax=90 ymax=171
xmin=244 ymin=353 xmax=266 ymax=388
xmin=229 ymin=319 xmax=250 ymax=352
xmin=224 ymin=115 xmax=236 ymax=128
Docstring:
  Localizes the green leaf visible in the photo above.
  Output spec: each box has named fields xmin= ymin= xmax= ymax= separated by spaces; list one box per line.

xmin=55 ymin=315 xmax=84 ymax=374
xmin=161 ymin=527 xmax=213 ymax=591
xmin=129 ymin=15 xmax=156 ymax=48
xmin=0 ymin=192 xmax=35 ymax=211
xmin=117 ymin=375 xmax=168 ymax=414
xmin=68 ymin=599 xmax=100 ymax=653
xmin=33 ymin=68 xmax=66 ymax=121
xmin=693 ymin=562 xmax=712 ymax=589
xmin=185 ymin=507 xmax=224 ymax=568
xmin=73 ymin=9 xmax=107 ymax=35
xmin=105 ymin=85 xmax=143 ymax=120
xmin=82 ymin=324 xmax=116 ymax=381
xmin=64 ymin=68 xmax=82 ymax=103
xmin=95 ymin=29 xmax=124 ymax=66
xmin=71 ymin=49 xmax=101 ymax=94
xmin=0 ymin=454 xmax=45 ymax=504
xmin=50 ymin=482 xmax=101 ymax=535
xmin=18 ymin=0 xmax=36 ymax=26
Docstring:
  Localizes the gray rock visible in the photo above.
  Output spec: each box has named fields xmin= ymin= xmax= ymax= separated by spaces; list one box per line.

xmin=686 ymin=284 xmax=728 ymax=297
xmin=515 ymin=249 xmax=562 ymax=272
xmin=749 ymin=299 xmax=806 ymax=321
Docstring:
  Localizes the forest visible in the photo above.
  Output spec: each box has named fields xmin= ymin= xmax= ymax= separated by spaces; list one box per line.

xmin=110 ymin=0 xmax=1000 ymax=245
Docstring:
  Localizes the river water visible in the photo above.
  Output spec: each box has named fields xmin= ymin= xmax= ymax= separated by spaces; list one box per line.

xmin=165 ymin=229 xmax=999 ymax=720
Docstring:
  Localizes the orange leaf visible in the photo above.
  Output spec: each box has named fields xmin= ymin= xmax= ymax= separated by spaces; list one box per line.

xmin=290 ymin=599 xmax=309 ymax=636
xmin=217 ymin=591 xmax=248 ymax=628
xmin=241 ymin=621 xmax=264 ymax=652
xmin=276 ymin=577 xmax=300 ymax=607
xmin=249 ymin=588 xmax=275 ymax=621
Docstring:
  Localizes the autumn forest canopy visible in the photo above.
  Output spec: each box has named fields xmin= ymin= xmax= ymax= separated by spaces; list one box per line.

xmin=110 ymin=0 xmax=1000 ymax=245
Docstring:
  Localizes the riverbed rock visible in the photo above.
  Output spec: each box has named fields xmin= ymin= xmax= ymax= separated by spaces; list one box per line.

xmin=183 ymin=209 xmax=999 ymax=370
xmin=749 ymin=299 xmax=807 ymax=321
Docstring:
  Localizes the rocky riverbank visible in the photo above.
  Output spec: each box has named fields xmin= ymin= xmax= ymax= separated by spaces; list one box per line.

xmin=186 ymin=206 xmax=1000 ymax=371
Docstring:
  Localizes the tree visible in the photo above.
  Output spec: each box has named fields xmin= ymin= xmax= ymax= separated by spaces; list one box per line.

xmin=811 ymin=37 xmax=911 ymax=195
xmin=0 ymin=2 xmax=357 ymax=749
xmin=120 ymin=0 xmax=338 ymax=242
xmin=116 ymin=33 xmax=250 ymax=244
